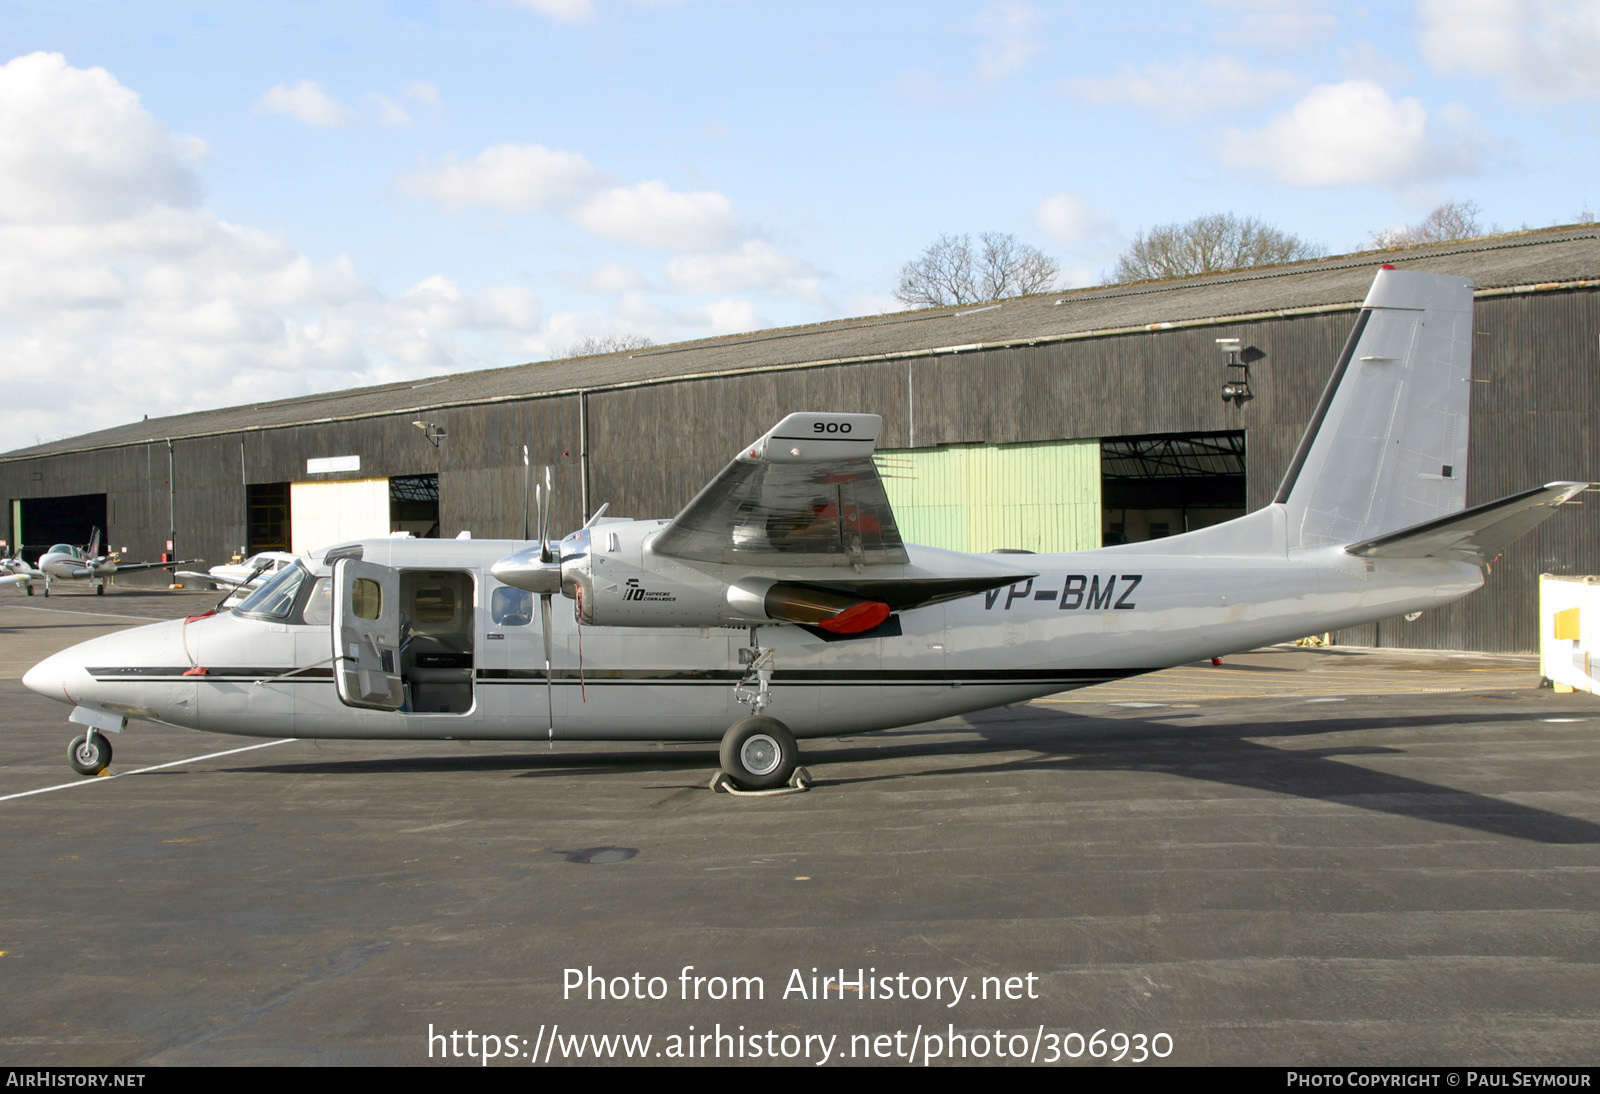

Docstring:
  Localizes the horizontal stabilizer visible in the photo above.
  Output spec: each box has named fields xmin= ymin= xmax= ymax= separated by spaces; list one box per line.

xmin=1345 ymin=482 xmax=1587 ymax=563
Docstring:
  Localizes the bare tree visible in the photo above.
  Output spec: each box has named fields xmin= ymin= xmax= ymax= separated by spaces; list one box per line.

xmin=560 ymin=333 xmax=655 ymax=358
xmin=1369 ymin=201 xmax=1486 ymax=249
xmin=895 ymin=232 xmax=1060 ymax=308
xmin=1109 ymin=213 xmax=1325 ymax=283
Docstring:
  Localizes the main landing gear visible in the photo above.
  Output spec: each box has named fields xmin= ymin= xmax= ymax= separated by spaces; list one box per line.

xmin=719 ymin=716 xmax=800 ymax=791
xmin=69 ymin=731 xmax=112 ymax=776
xmin=716 ymin=626 xmax=805 ymax=791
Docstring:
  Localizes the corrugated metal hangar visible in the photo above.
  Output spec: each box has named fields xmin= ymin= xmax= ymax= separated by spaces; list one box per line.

xmin=4 ymin=225 xmax=1599 ymax=652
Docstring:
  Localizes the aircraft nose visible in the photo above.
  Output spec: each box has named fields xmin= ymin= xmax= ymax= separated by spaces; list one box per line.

xmin=23 ymin=648 xmax=87 ymax=705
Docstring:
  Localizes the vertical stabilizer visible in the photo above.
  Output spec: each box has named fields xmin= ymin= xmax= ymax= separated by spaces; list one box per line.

xmin=1275 ymin=269 xmax=1473 ymax=549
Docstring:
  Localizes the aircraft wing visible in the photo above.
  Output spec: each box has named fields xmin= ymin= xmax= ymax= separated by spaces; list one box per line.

xmin=112 ymin=558 xmax=201 ymax=573
xmin=652 ymin=412 xmax=909 ymax=569
xmin=1345 ymin=482 xmax=1587 ymax=563
xmin=0 ymin=571 xmax=39 ymax=586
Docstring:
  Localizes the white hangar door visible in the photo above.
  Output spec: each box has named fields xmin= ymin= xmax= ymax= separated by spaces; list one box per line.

xmin=290 ymin=478 xmax=392 ymax=554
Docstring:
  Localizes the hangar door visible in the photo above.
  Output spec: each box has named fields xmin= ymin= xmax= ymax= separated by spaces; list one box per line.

xmin=877 ymin=439 xmax=1100 ymax=554
xmin=1101 ymin=431 xmax=1245 ymax=544
xmin=10 ymin=493 xmax=108 ymax=559
xmin=289 ymin=474 xmax=441 ymax=553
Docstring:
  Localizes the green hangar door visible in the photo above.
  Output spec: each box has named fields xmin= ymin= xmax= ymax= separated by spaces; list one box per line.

xmin=1100 ymin=432 xmax=1245 ymax=545
xmin=877 ymin=439 xmax=1102 ymax=554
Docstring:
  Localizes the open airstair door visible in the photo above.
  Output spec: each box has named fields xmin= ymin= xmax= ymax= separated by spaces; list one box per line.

xmin=332 ymin=557 xmax=404 ymax=711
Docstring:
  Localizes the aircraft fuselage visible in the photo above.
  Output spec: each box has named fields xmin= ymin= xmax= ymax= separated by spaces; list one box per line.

xmin=23 ymin=521 xmax=1482 ymax=745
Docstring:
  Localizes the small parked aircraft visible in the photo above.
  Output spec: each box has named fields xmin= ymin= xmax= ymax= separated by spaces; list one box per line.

xmin=21 ymin=530 xmax=198 ymax=596
xmin=177 ymin=552 xmax=298 ymax=604
xmin=22 ymin=269 xmax=1586 ymax=787
xmin=178 ymin=552 xmax=298 ymax=589
xmin=0 ymin=553 xmax=42 ymax=591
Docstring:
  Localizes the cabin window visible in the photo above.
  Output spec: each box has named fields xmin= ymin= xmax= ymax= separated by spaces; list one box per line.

xmin=351 ymin=577 xmax=383 ymax=620
xmin=492 ymin=587 xmax=532 ymax=626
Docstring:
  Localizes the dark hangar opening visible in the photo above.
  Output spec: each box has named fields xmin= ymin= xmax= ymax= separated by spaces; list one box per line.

xmin=390 ymin=474 xmax=440 ymax=538
xmin=246 ymin=482 xmax=291 ymax=555
xmin=1101 ymin=431 xmax=1246 ymax=545
xmin=12 ymin=493 xmax=109 ymax=559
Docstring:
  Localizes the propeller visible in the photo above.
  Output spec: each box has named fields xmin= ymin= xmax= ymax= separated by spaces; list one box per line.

xmin=534 ymin=466 xmax=555 ymax=738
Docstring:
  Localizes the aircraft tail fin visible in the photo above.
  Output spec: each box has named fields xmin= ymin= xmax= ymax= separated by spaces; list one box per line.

xmin=88 ymin=527 xmax=101 ymax=558
xmin=1345 ymin=482 xmax=1587 ymax=564
xmin=1275 ymin=269 xmax=1474 ymax=550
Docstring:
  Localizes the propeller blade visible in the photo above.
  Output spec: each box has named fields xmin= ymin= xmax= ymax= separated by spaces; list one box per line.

xmin=539 ymin=466 xmax=554 ymax=563
xmin=540 ymin=591 xmax=555 ymax=737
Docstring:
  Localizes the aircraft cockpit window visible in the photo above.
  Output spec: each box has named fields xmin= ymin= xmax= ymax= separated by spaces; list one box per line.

xmin=235 ymin=563 xmax=310 ymax=621
xmin=301 ymin=578 xmax=333 ymax=626
xmin=351 ymin=578 xmax=383 ymax=621
xmin=491 ymin=586 xmax=532 ymax=626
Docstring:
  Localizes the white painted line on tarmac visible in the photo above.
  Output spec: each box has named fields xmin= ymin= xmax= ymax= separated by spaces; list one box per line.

xmin=0 ymin=739 xmax=296 ymax=803
xmin=4 ymin=605 xmax=159 ymax=623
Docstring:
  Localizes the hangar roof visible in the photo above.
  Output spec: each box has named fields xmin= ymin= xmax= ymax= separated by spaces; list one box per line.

xmin=8 ymin=224 xmax=1600 ymax=460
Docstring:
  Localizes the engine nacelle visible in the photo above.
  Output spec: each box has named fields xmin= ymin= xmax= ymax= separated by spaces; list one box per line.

xmin=502 ymin=522 xmax=892 ymax=632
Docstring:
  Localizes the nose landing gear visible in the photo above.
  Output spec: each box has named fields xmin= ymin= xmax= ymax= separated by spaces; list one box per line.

xmin=69 ymin=731 xmax=112 ymax=776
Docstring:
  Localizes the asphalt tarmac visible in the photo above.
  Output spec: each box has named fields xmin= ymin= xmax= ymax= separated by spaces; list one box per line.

xmin=1 ymin=588 xmax=1596 ymax=1067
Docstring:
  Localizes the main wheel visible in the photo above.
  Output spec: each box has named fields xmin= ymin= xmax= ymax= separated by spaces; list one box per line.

xmin=719 ymin=716 xmax=798 ymax=791
xmin=95 ymin=585 xmax=105 ymax=596
xmin=69 ymin=734 xmax=111 ymax=776
xmin=25 ymin=584 xmax=33 ymax=596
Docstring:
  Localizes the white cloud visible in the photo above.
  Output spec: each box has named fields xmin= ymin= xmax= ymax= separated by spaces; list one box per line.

xmin=975 ymin=2 xmax=1046 ymax=81
xmin=258 ymin=79 xmax=353 ymax=127
xmin=1221 ymin=80 xmax=1476 ymax=186
xmin=692 ymin=297 xmax=762 ymax=334
xmin=511 ymin=0 xmax=595 ymax=21
xmin=1032 ymin=193 xmax=1122 ymax=255
xmin=1419 ymin=0 xmax=1600 ymax=101
xmin=1066 ymin=56 xmax=1300 ymax=120
xmin=569 ymin=180 xmax=743 ymax=251
xmin=398 ymin=144 xmax=604 ymax=214
xmin=569 ymin=262 xmax=652 ymax=293
xmin=1203 ymin=0 xmax=1338 ymax=49
xmin=0 ymin=55 xmax=556 ymax=444
xmin=401 ymin=147 xmax=748 ymax=252
xmin=665 ymin=241 xmax=821 ymax=296
xmin=368 ymin=93 xmax=411 ymax=127
xmin=405 ymin=81 xmax=441 ymax=106
xmin=0 ymin=52 xmax=203 ymax=225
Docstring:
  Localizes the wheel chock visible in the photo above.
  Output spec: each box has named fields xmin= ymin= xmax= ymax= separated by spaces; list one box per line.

xmin=710 ymin=766 xmax=812 ymax=796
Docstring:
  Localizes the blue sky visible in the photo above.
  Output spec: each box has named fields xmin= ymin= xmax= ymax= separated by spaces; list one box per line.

xmin=3 ymin=1 xmax=1597 ymax=445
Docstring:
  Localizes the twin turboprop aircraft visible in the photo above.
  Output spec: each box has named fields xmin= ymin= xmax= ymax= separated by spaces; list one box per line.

xmin=2 ymin=529 xmax=197 ymax=597
xmin=21 ymin=269 xmax=1587 ymax=789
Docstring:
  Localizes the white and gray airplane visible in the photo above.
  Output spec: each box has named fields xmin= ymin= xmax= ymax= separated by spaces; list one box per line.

xmin=18 ymin=530 xmax=198 ymax=597
xmin=177 ymin=551 xmax=298 ymax=604
xmin=22 ymin=269 xmax=1586 ymax=787
xmin=0 ymin=553 xmax=43 ymax=592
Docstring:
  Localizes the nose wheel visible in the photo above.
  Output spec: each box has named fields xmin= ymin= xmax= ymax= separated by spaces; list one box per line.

xmin=69 ymin=732 xmax=112 ymax=776
xmin=719 ymin=716 xmax=798 ymax=791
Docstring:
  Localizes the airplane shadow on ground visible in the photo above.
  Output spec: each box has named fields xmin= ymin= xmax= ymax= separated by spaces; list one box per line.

xmin=224 ymin=704 xmax=1600 ymax=846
